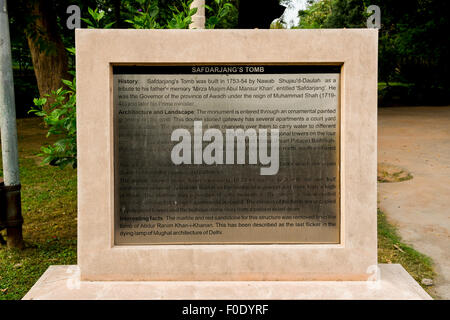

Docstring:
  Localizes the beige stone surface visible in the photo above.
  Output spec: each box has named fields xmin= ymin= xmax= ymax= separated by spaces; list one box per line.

xmin=76 ymin=29 xmax=378 ymax=281
xmin=22 ymin=264 xmax=431 ymax=300
xmin=378 ymin=106 xmax=450 ymax=299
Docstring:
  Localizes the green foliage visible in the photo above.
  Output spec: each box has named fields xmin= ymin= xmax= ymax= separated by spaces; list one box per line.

xmin=29 ymin=76 xmax=77 ymax=169
xmin=377 ymin=0 xmax=449 ymax=93
xmin=124 ymin=0 xmax=161 ymax=28
xmin=28 ymin=2 xmax=237 ymax=170
xmin=82 ymin=7 xmax=115 ymax=28
xmin=9 ymin=0 xmax=72 ymax=57
xmin=205 ymin=0 xmax=237 ymax=29
xmin=324 ymin=0 xmax=368 ymax=28
xmin=299 ymin=0 xmax=333 ymax=29
xmin=166 ymin=0 xmax=197 ymax=29
xmin=124 ymin=0 xmax=198 ymax=29
xmin=299 ymin=0 xmax=367 ymax=29
xmin=122 ymin=0 xmax=237 ymax=30
xmin=298 ymin=0 xmax=450 ymax=105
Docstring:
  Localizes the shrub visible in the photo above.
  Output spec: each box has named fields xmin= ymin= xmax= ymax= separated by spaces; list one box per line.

xmin=31 ymin=1 xmax=236 ymax=169
xmin=29 ymin=75 xmax=77 ymax=169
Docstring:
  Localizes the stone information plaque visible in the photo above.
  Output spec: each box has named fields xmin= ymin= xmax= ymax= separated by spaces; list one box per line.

xmin=113 ymin=65 xmax=340 ymax=245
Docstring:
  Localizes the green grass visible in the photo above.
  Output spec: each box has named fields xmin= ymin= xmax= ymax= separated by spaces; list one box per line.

xmin=0 ymin=240 xmax=76 ymax=299
xmin=0 ymin=118 xmax=77 ymax=300
xmin=377 ymin=209 xmax=436 ymax=296
xmin=0 ymin=118 xmax=437 ymax=299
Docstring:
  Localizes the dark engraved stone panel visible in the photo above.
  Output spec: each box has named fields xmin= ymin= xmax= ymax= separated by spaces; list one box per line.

xmin=113 ymin=65 xmax=340 ymax=244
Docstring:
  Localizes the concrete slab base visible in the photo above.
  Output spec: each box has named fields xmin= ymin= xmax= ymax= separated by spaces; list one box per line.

xmin=22 ymin=264 xmax=431 ymax=300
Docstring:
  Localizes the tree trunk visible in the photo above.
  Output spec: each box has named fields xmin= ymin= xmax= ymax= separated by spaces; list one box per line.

xmin=26 ymin=0 xmax=68 ymax=109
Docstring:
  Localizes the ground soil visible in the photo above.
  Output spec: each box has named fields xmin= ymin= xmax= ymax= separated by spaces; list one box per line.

xmin=378 ymin=106 xmax=450 ymax=299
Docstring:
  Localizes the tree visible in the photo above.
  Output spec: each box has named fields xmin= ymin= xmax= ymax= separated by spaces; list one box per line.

xmin=324 ymin=0 xmax=366 ymax=28
xmin=299 ymin=0 xmax=366 ymax=28
xmin=30 ymin=1 xmax=239 ymax=169
xmin=24 ymin=0 xmax=69 ymax=108
xmin=8 ymin=0 xmax=102 ymax=109
xmin=298 ymin=0 xmax=450 ymax=104
xmin=298 ymin=0 xmax=332 ymax=29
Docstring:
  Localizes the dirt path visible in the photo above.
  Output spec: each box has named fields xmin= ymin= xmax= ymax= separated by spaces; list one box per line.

xmin=378 ymin=106 xmax=450 ymax=299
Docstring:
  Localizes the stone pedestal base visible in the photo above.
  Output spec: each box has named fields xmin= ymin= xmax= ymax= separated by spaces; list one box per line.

xmin=22 ymin=264 xmax=431 ymax=300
